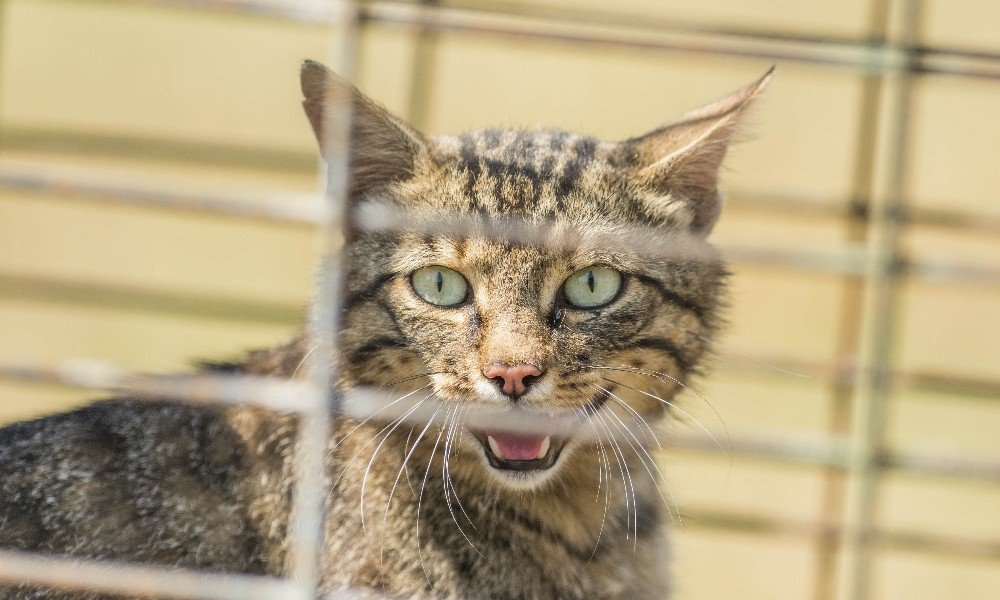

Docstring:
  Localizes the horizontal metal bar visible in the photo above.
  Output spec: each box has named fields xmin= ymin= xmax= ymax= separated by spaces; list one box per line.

xmin=6 ymin=160 xmax=1000 ymax=237
xmin=908 ymin=257 xmax=1000 ymax=287
xmin=356 ymin=201 xmax=1000 ymax=285
xmin=105 ymin=0 xmax=1000 ymax=79
xmin=0 ymin=126 xmax=317 ymax=173
xmin=2 ymin=358 xmax=995 ymax=482
xmin=113 ymin=0 xmax=343 ymax=22
xmin=0 ymin=274 xmax=996 ymax=401
xmin=0 ymin=271 xmax=304 ymax=324
xmin=717 ymin=353 xmax=1000 ymax=402
xmin=355 ymin=2 xmax=984 ymax=78
xmin=0 ymin=160 xmax=326 ymax=224
xmin=726 ymin=190 xmax=1000 ymax=236
xmin=682 ymin=509 xmax=1000 ymax=560
xmin=0 ymin=359 xmax=322 ymax=413
xmin=672 ymin=430 xmax=1000 ymax=482
xmin=6 ymin=162 xmax=998 ymax=284
xmin=883 ymin=448 xmax=1000 ymax=481
xmin=897 ymin=370 xmax=1000 ymax=400
xmin=0 ymin=550 xmax=305 ymax=600
xmin=673 ymin=430 xmax=848 ymax=469
xmin=2 ymin=516 xmax=994 ymax=599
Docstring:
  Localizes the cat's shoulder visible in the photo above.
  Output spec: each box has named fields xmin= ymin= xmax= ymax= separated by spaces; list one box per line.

xmin=0 ymin=399 xmax=271 ymax=571
xmin=0 ymin=399 xmax=231 ymax=465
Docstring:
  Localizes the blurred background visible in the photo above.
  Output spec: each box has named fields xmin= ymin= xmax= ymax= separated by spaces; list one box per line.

xmin=0 ymin=0 xmax=997 ymax=599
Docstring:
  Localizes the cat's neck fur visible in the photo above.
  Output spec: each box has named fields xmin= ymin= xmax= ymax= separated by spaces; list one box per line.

xmin=322 ymin=419 xmax=666 ymax=598
xmin=228 ymin=337 xmax=667 ymax=598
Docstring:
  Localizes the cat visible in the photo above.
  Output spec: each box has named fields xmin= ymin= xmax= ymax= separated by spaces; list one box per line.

xmin=0 ymin=60 xmax=771 ymax=599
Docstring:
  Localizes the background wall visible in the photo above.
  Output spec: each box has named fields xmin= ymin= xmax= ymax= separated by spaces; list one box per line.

xmin=0 ymin=1 xmax=997 ymax=599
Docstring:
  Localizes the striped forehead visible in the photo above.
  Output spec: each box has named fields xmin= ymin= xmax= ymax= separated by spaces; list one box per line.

xmin=444 ymin=128 xmax=604 ymax=215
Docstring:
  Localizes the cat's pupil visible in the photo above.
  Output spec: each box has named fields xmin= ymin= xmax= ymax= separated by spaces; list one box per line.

xmin=436 ymin=271 xmax=443 ymax=292
xmin=587 ymin=271 xmax=595 ymax=293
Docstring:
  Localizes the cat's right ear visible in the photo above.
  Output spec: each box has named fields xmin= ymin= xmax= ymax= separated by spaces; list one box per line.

xmin=301 ymin=60 xmax=428 ymax=198
xmin=616 ymin=68 xmax=773 ymax=234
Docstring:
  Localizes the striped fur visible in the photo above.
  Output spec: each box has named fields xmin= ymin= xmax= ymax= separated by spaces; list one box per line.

xmin=0 ymin=62 xmax=770 ymax=599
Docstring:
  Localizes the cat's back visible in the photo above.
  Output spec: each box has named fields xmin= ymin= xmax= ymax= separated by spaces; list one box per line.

xmin=0 ymin=399 xmax=278 ymax=581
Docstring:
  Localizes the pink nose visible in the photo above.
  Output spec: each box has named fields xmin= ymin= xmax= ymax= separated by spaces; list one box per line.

xmin=485 ymin=363 xmax=543 ymax=398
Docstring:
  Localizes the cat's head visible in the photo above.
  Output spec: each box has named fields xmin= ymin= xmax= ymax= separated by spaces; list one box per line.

xmin=301 ymin=61 xmax=770 ymax=490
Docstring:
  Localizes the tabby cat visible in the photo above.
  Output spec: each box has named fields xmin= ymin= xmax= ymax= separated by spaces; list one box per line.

xmin=0 ymin=60 xmax=771 ymax=599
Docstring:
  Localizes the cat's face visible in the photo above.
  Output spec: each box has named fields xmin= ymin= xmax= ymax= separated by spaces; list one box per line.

xmin=302 ymin=61 xmax=769 ymax=490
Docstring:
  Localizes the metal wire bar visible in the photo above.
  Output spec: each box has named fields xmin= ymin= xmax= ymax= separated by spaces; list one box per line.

xmin=285 ymin=0 xmax=362 ymax=594
xmin=0 ymin=551 xmax=301 ymax=600
xmin=671 ymin=430 xmax=1000 ymax=482
xmin=0 ymin=160 xmax=326 ymax=224
xmin=8 ymin=159 xmax=1000 ymax=235
xmin=356 ymin=1 xmax=995 ymax=79
xmin=115 ymin=0 xmax=339 ymax=22
xmin=5 ymin=162 xmax=1000 ymax=287
xmin=2 ymin=341 xmax=998 ymax=408
xmin=838 ymin=1 xmax=924 ymax=598
xmin=354 ymin=201 xmax=1000 ymax=286
xmin=0 ymin=125 xmax=316 ymax=172
xmin=2 ymin=513 xmax=995 ymax=600
xmin=0 ymin=1 xmax=996 ymax=599
xmin=725 ymin=191 xmax=1000 ymax=236
xmin=681 ymin=510 xmax=1000 ymax=561
xmin=814 ymin=1 xmax=891 ymax=594
xmin=0 ymin=271 xmax=303 ymax=324
xmin=717 ymin=355 xmax=1000 ymax=402
xmin=907 ymin=258 xmax=1000 ymax=286
xmin=0 ymin=359 xmax=322 ymax=413
xmin=404 ymin=0 xmax=441 ymax=128
xmin=103 ymin=0 xmax=1000 ymax=79
xmin=1 ymin=359 xmax=996 ymax=483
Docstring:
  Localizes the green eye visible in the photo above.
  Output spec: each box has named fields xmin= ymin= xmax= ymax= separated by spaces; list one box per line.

xmin=563 ymin=266 xmax=622 ymax=308
xmin=411 ymin=266 xmax=469 ymax=307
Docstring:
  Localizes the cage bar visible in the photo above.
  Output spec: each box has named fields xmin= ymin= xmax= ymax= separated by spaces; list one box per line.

xmin=0 ymin=0 xmax=996 ymax=599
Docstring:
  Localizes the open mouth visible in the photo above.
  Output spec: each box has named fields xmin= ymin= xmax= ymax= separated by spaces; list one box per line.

xmin=470 ymin=430 xmax=567 ymax=471
xmin=468 ymin=389 xmax=611 ymax=472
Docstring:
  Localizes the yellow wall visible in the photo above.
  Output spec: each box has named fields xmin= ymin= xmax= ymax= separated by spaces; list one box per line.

xmin=1 ymin=1 xmax=997 ymax=598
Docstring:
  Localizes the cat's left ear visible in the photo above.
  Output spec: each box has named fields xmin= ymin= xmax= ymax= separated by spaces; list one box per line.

xmin=617 ymin=67 xmax=773 ymax=233
xmin=300 ymin=60 xmax=429 ymax=199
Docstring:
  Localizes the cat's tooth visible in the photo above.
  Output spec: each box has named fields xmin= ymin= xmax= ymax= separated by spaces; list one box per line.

xmin=537 ymin=436 xmax=551 ymax=459
xmin=487 ymin=436 xmax=501 ymax=457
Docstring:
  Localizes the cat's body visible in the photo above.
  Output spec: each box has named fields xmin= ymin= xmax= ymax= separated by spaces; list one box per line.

xmin=1 ymin=340 xmax=663 ymax=599
xmin=0 ymin=62 xmax=770 ymax=599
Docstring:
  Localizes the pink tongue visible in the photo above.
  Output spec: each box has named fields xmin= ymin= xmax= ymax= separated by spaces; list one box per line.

xmin=490 ymin=432 xmax=546 ymax=461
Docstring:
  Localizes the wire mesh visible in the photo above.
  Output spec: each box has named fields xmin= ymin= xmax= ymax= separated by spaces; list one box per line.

xmin=0 ymin=0 xmax=997 ymax=599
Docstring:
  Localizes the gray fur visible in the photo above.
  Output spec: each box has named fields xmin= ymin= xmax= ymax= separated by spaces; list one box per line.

xmin=0 ymin=62 xmax=770 ymax=599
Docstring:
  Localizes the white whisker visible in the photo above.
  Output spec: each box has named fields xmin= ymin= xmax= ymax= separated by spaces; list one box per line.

xmin=441 ymin=407 xmax=482 ymax=557
xmin=593 ymin=384 xmax=681 ymax=527
xmin=576 ymin=406 xmax=612 ymax=564
xmin=584 ymin=363 xmax=731 ymax=454
xmin=599 ymin=375 xmax=726 ymax=457
xmin=359 ymin=394 xmax=433 ymax=534
xmin=379 ymin=402 xmax=442 ymax=566
xmin=416 ymin=416 xmax=447 ymax=588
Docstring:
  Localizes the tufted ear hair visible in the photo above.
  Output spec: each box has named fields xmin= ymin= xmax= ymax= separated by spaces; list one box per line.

xmin=617 ymin=67 xmax=774 ymax=233
xmin=300 ymin=60 xmax=428 ymax=199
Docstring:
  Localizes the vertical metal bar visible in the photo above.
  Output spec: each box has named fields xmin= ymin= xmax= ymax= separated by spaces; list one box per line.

xmin=405 ymin=0 xmax=440 ymax=128
xmin=838 ymin=1 xmax=923 ymax=598
xmin=813 ymin=1 xmax=892 ymax=598
xmin=288 ymin=0 xmax=361 ymax=597
xmin=0 ymin=0 xmax=7 ymax=154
